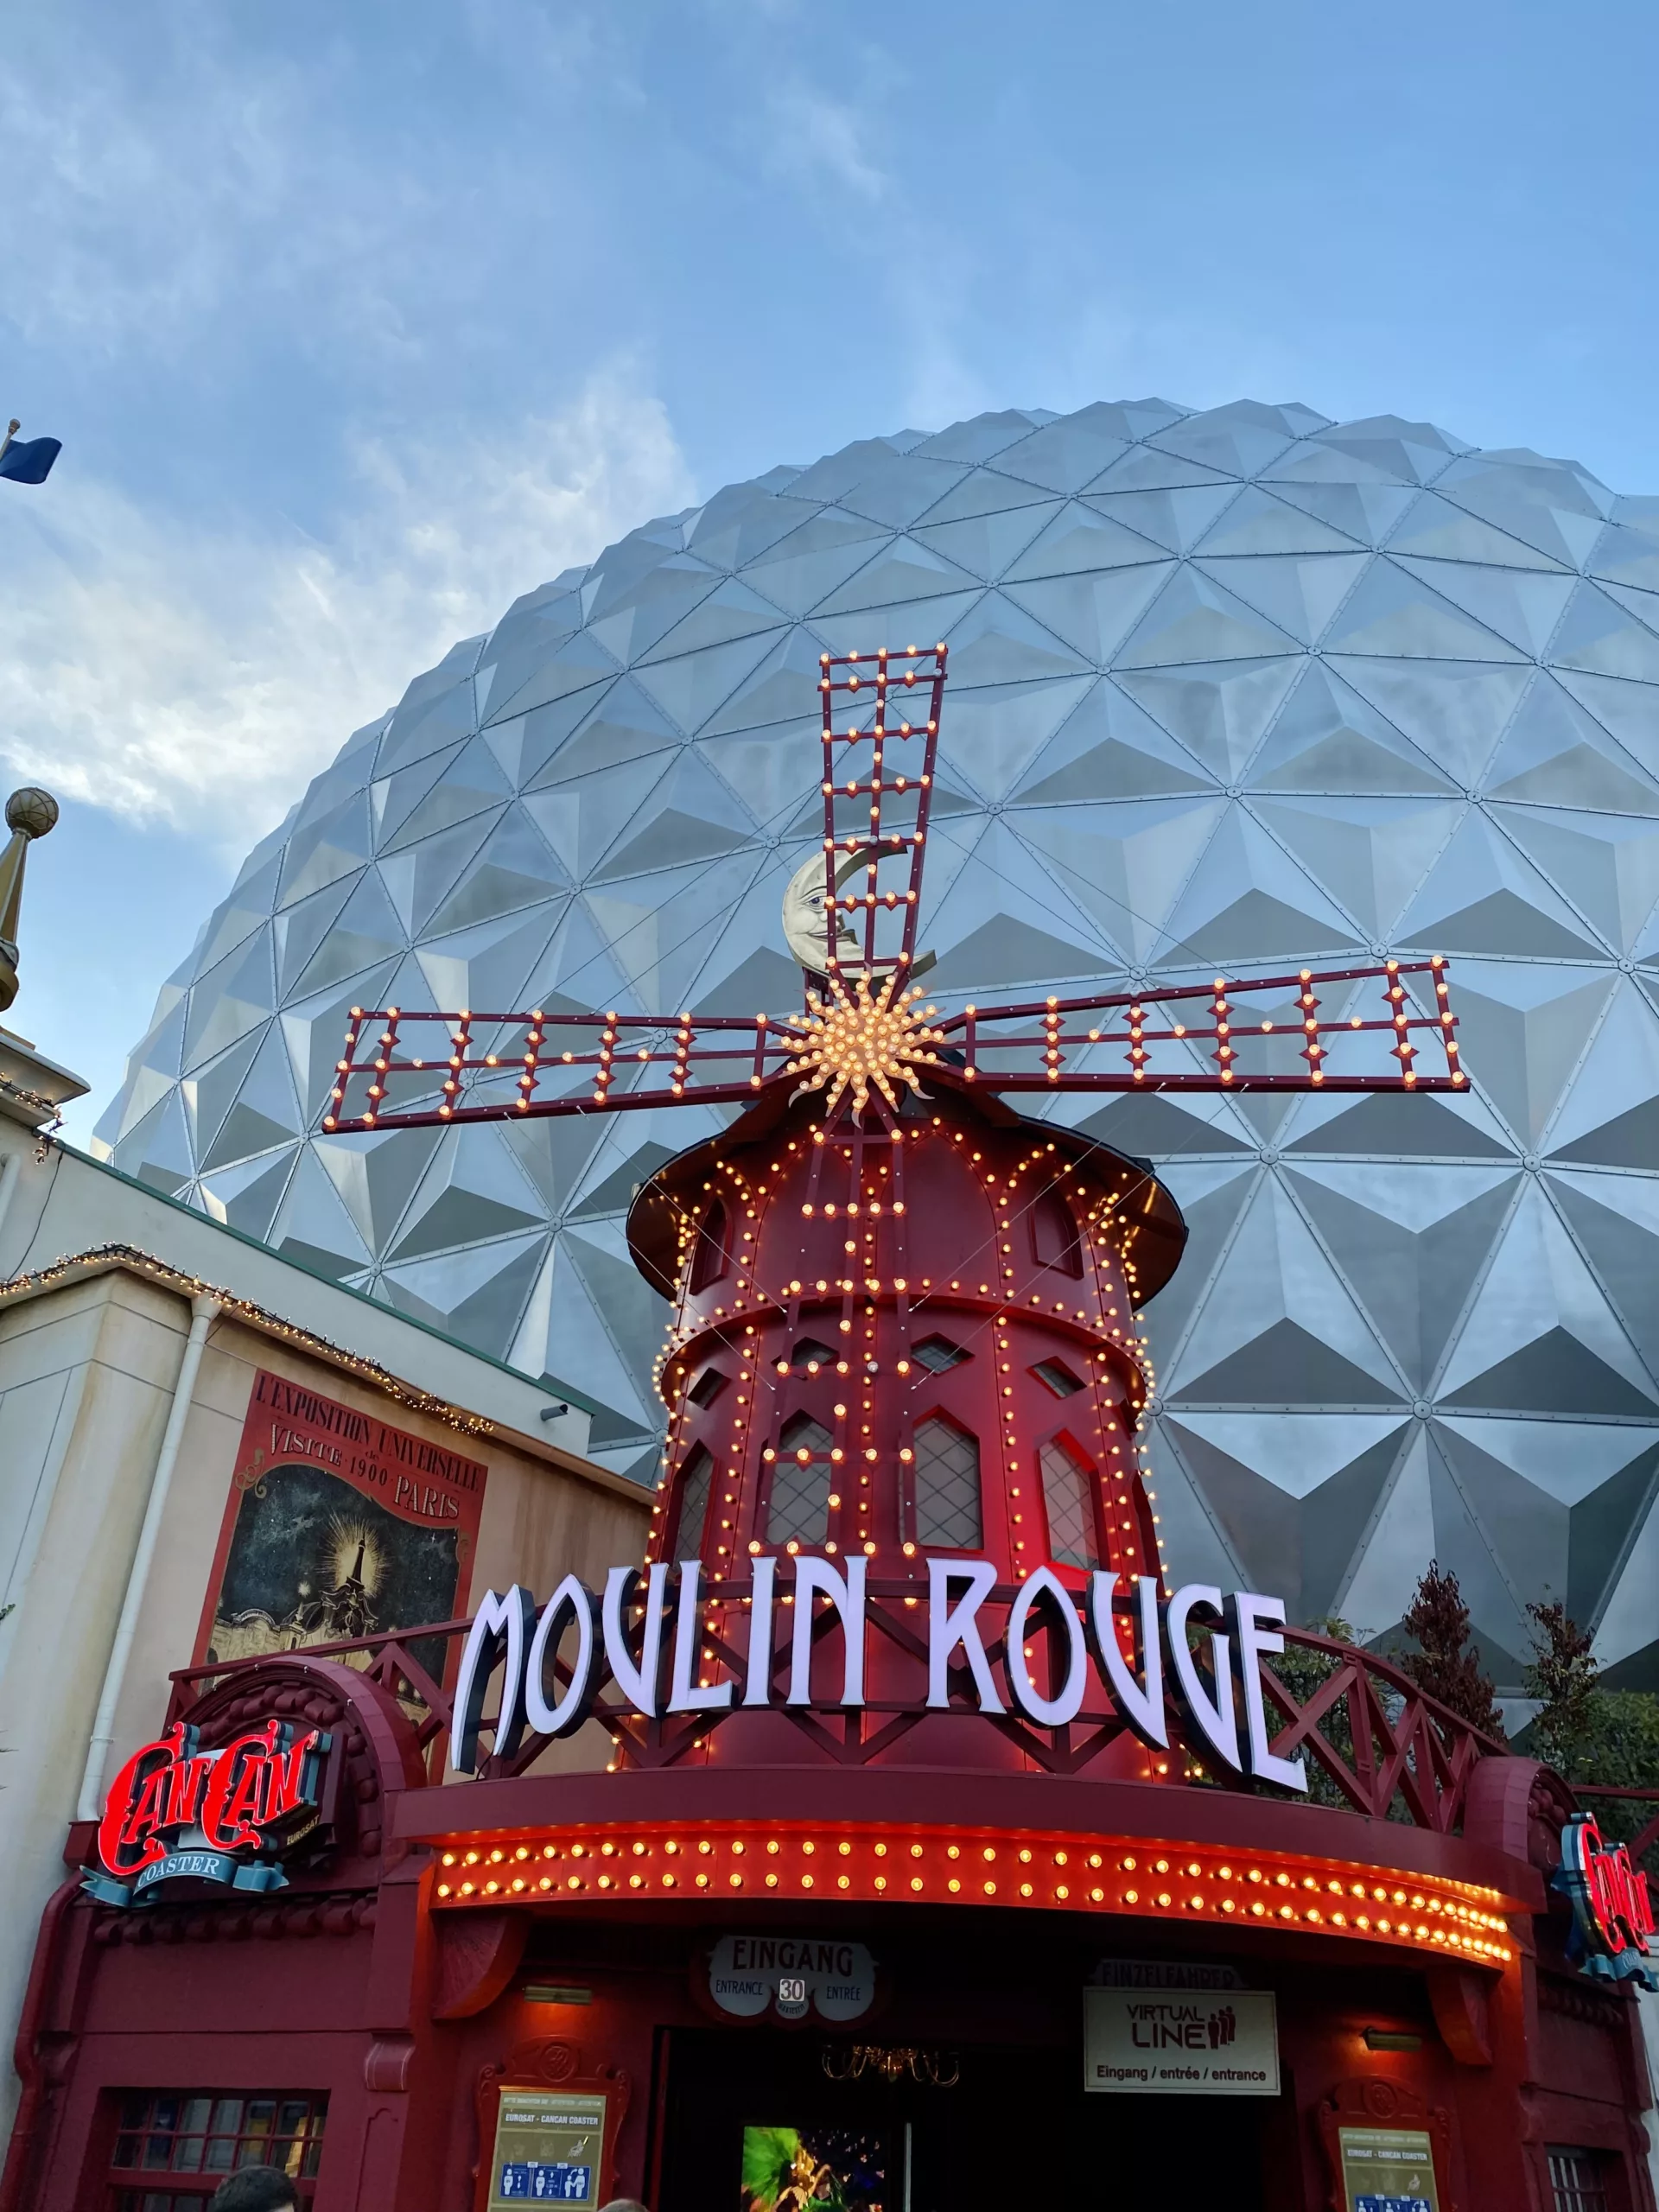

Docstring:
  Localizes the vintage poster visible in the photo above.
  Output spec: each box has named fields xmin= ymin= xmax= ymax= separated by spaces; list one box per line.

xmin=487 ymin=2088 xmax=607 ymax=2207
xmin=1337 ymin=2126 xmax=1440 ymax=2212
xmin=196 ymin=1370 xmax=487 ymax=1683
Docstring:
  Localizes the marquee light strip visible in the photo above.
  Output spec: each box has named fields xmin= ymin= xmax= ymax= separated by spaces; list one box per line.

xmin=429 ymin=1820 xmax=1515 ymax=1967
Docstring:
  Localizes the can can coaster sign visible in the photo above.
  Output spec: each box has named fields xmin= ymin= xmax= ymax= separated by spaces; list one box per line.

xmin=708 ymin=1936 xmax=876 ymax=2023
xmin=487 ymin=2090 xmax=607 ymax=2212
xmin=1337 ymin=2125 xmax=1440 ymax=2212
xmin=1083 ymin=1986 xmax=1279 ymax=2094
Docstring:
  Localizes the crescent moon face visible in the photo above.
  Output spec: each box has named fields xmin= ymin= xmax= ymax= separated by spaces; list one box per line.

xmin=781 ymin=851 xmax=854 ymax=972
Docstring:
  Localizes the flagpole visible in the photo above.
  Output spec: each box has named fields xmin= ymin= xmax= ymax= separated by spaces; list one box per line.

xmin=0 ymin=423 xmax=15 ymax=467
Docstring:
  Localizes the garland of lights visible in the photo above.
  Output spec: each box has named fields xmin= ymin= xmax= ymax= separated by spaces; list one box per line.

xmin=646 ymin=1118 xmax=1168 ymax=1590
xmin=0 ymin=1245 xmax=500 ymax=1440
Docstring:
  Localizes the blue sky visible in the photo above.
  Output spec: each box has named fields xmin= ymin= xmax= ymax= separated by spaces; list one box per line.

xmin=8 ymin=0 xmax=1659 ymax=1138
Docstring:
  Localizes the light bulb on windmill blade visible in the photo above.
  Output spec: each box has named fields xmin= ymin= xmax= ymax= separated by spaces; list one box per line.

xmin=320 ymin=638 xmax=1467 ymax=1745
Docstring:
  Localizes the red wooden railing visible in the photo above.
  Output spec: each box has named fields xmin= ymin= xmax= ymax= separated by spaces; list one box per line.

xmin=168 ymin=1608 xmax=1510 ymax=1839
xmin=1572 ymin=1785 xmax=1659 ymax=1867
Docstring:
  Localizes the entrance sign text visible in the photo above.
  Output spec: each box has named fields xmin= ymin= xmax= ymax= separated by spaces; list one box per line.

xmin=86 ymin=1717 xmax=331 ymax=1908
xmin=1083 ymin=1987 xmax=1279 ymax=2094
xmin=706 ymin=1934 xmax=876 ymax=2023
xmin=1556 ymin=1813 xmax=1657 ymax=1989
xmin=450 ymin=1560 xmax=1309 ymax=1794
xmin=197 ymin=1368 xmax=487 ymax=1677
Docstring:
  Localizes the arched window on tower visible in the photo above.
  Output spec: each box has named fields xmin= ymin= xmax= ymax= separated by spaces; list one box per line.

xmin=1030 ymin=1187 xmax=1082 ymax=1275
xmin=675 ymin=1444 xmax=715 ymax=1562
xmin=768 ymin=1414 xmax=834 ymax=1546
xmin=689 ymin=1198 xmax=732 ymax=1293
xmin=1039 ymin=1438 xmax=1100 ymax=1570
xmin=913 ymin=1417 xmax=982 ymax=1550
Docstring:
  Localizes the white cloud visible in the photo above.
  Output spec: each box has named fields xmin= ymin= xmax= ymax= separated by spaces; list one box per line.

xmin=0 ymin=373 xmax=695 ymax=849
xmin=766 ymin=84 xmax=888 ymax=205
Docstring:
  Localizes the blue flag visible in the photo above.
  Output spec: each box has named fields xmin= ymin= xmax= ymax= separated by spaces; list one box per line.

xmin=0 ymin=436 xmax=60 ymax=486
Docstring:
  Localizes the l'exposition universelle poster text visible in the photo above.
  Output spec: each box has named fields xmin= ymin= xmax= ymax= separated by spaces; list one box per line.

xmin=195 ymin=1370 xmax=488 ymax=1685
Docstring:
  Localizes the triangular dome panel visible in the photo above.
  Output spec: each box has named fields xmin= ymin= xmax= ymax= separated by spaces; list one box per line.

xmin=1437 ymin=1179 xmax=1658 ymax=1411
xmin=1116 ymin=568 xmax=1301 ymax=668
xmin=1012 ymin=677 xmax=1217 ymax=802
xmin=1322 ymin=558 xmax=1527 ymax=663
xmin=1244 ymin=660 xmax=1460 ymax=796
xmin=1115 ymin=658 xmax=1303 ymax=783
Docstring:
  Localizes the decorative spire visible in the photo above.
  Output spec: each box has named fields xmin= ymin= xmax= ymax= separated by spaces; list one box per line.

xmin=0 ymin=788 xmax=60 ymax=1013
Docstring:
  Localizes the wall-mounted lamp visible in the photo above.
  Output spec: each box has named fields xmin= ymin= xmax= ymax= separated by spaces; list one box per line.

xmin=540 ymin=1402 xmax=572 ymax=1422
xmin=523 ymin=1983 xmax=592 ymax=2006
xmin=1362 ymin=2028 xmax=1422 ymax=2053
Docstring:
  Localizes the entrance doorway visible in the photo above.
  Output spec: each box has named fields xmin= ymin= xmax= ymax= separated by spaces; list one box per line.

xmin=657 ymin=2027 xmax=1266 ymax=2212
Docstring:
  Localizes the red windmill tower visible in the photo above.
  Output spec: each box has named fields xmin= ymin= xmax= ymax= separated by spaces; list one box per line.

xmin=324 ymin=642 xmax=1465 ymax=1784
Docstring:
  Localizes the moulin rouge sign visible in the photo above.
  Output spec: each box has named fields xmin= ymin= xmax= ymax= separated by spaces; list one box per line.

xmin=85 ymin=1718 xmax=332 ymax=1909
xmin=449 ymin=1558 xmax=1313 ymax=1794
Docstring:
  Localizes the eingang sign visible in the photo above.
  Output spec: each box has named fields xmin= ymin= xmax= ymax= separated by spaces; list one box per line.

xmin=704 ymin=1934 xmax=877 ymax=2024
xmin=449 ymin=1560 xmax=1310 ymax=1793
xmin=85 ymin=1717 xmax=332 ymax=1908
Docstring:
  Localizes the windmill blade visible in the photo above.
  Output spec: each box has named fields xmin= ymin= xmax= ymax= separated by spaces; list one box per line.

xmin=934 ymin=958 xmax=1465 ymax=1095
xmin=319 ymin=637 xmax=1465 ymax=1135
xmin=321 ymin=957 xmax=1464 ymax=1134
xmin=816 ymin=643 xmax=947 ymax=990
xmin=321 ymin=1003 xmax=798 ymax=1133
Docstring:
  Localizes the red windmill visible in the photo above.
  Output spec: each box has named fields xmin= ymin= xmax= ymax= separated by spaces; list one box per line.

xmin=323 ymin=642 xmax=1465 ymax=1784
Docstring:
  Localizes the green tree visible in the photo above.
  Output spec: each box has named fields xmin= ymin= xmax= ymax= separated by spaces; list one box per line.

xmin=1524 ymin=1599 xmax=1659 ymax=1859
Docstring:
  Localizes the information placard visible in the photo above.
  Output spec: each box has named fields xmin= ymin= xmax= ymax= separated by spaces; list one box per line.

xmin=487 ymin=2088 xmax=608 ymax=2209
xmin=1337 ymin=2125 xmax=1440 ymax=2212
xmin=1083 ymin=1987 xmax=1279 ymax=2094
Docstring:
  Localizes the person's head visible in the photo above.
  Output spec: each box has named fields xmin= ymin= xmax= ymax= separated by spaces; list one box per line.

xmin=207 ymin=2169 xmax=298 ymax=2212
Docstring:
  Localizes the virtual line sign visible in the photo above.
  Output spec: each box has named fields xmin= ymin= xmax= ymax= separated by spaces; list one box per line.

xmin=1083 ymin=1988 xmax=1280 ymax=2095
xmin=448 ymin=1559 xmax=1311 ymax=1792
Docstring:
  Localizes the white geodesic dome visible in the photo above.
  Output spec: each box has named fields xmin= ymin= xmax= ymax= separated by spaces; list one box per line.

xmin=99 ymin=397 xmax=1659 ymax=1690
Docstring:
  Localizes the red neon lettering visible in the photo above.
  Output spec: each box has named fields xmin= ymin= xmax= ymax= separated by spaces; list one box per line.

xmin=200 ymin=1724 xmax=281 ymax=1852
xmin=263 ymin=1729 xmax=321 ymax=1824
xmin=119 ymin=1765 xmax=172 ymax=1857
xmin=97 ymin=1713 xmax=328 ymax=1886
xmin=97 ymin=1727 xmax=188 ymax=1877
xmin=1567 ymin=1815 xmax=1656 ymax=1963
xmin=162 ymin=1752 xmax=215 ymax=1832
xmin=1587 ymin=1830 xmax=1656 ymax=1954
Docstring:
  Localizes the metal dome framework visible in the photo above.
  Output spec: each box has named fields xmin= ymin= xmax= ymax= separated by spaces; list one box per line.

xmin=98 ymin=396 xmax=1659 ymax=1693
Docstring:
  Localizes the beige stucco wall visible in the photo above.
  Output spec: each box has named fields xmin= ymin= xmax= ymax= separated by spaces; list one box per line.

xmin=0 ymin=1111 xmax=601 ymax=1460
xmin=105 ymin=1308 xmax=649 ymax=1764
xmin=0 ymin=1269 xmax=190 ymax=2139
xmin=0 ymin=1117 xmax=654 ymax=2137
